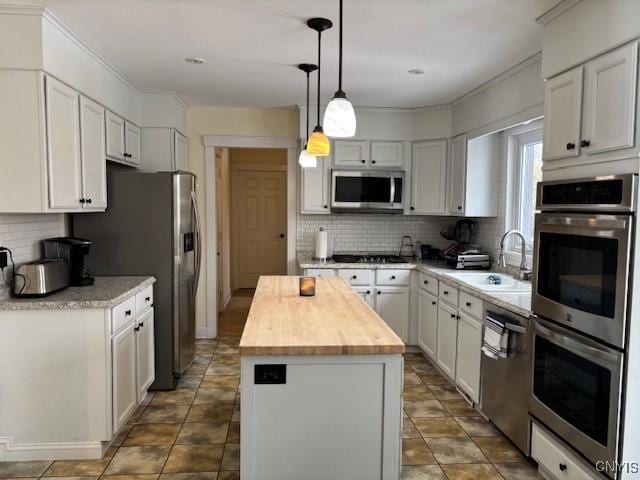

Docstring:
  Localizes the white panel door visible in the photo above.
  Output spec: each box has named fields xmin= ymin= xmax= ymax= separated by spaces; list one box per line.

xmin=543 ymin=67 xmax=583 ymax=160
xmin=174 ymin=130 xmax=188 ymax=170
xmin=300 ymin=156 xmax=331 ymax=213
xmin=354 ymin=286 xmax=374 ymax=308
xmin=333 ymin=140 xmax=369 ymax=167
xmin=418 ymin=289 xmax=438 ymax=361
xmin=125 ymin=121 xmax=141 ymax=166
xmin=105 ymin=110 xmax=126 ymax=161
xmin=411 ymin=140 xmax=447 ymax=215
xmin=112 ymin=322 xmax=137 ymax=432
xmin=455 ymin=311 xmax=482 ymax=403
xmin=447 ymin=134 xmax=467 ymax=215
xmin=135 ymin=309 xmax=155 ymax=401
xmin=436 ymin=301 xmax=458 ymax=379
xmin=370 ymin=141 xmax=403 ymax=168
xmin=582 ymin=42 xmax=638 ymax=155
xmin=79 ymin=95 xmax=107 ymax=210
xmin=375 ymin=287 xmax=409 ymax=343
xmin=45 ymin=76 xmax=82 ymax=210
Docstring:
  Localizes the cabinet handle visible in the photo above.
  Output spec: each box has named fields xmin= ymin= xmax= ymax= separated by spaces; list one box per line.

xmin=139 ymin=322 xmax=144 ymax=328
xmin=372 ymin=160 xmax=376 ymax=164
xmin=145 ymin=296 xmax=151 ymax=302
xmin=410 ymin=206 xmax=415 ymax=211
xmin=456 ymin=315 xmax=460 ymax=320
xmin=566 ymin=142 xmax=576 ymax=150
xmin=450 ymin=313 xmax=455 ymax=318
xmin=423 ymin=280 xmax=428 ymax=285
xmin=134 ymin=326 xmax=140 ymax=332
xmin=581 ymin=140 xmax=591 ymax=148
xmin=390 ymin=275 xmax=396 ymax=280
xmin=124 ymin=152 xmax=132 ymax=158
xmin=377 ymin=291 xmax=381 ymax=295
xmin=559 ymin=463 xmax=567 ymax=472
xmin=79 ymin=198 xmax=86 ymax=204
xmin=466 ymin=302 xmax=471 ymax=307
xmin=443 ymin=291 xmax=449 ymax=295
xmin=86 ymin=198 xmax=92 ymax=204
xmin=432 ymin=301 xmax=436 ymax=305
xmin=361 ymin=159 xmax=366 ymax=164
xmin=457 ymin=206 xmax=462 ymax=210
xmin=323 ymin=205 xmax=328 ymax=209
xmin=125 ymin=310 xmax=132 ymax=316
xmin=366 ymin=290 xmax=371 ymax=294
xmin=351 ymin=275 xmax=357 ymax=279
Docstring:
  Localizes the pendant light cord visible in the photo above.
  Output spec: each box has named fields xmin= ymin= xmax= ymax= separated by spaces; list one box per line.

xmin=305 ymin=71 xmax=310 ymax=143
xmin=317 ymin=29 xmax=322 ymax=126
xmin=338 ymin=0 xmax=343 ymax=91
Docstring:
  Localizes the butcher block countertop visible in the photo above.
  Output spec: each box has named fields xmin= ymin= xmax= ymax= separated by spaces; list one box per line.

xmin=239 ymin=276 xmax=405 ymax=356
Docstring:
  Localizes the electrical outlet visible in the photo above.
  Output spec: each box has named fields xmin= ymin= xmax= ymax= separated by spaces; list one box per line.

xmin=0 ymin=250 xmax=7 ymax=270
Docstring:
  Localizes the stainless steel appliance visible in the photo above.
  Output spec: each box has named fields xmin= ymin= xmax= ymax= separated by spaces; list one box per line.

xmin=73 ymin=171 xmax=201 ymax=390
xmin=480 ymin=304 xmax=531 ymax=454
xmin=533 ymin=174 xmax=636 ymax=349
xmin=331 ymin=170 xmax=404 ymax=213
xmin=530 ymin=316 xmax=623 ymax=469
xmin=442 ymin=246 xmax=491 ymax=270
xmin=13 ymin=258 xmax=69 ymax=297
xmin=43 ymin=237 xmax=94 ymax=286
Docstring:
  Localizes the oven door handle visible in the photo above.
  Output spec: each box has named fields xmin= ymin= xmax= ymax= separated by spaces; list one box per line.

xmin=504 ymin=322 xmax=527 ymax=334
xmin=533 ymin=317 xmax=621 ymax=365
xmin=536 ymin=215 xmax=629 ymax=230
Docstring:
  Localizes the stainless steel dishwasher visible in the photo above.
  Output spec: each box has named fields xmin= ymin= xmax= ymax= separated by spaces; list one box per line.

xmin=480 ymin=303 xmax=531 ymax=455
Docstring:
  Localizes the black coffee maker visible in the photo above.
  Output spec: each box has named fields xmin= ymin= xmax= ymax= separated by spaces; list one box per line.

xmin=43 ymin=237 xmax=95 ymax=286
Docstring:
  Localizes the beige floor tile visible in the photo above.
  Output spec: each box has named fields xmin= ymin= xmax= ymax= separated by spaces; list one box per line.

xmin=101 ymin=476 xmax=159 ymax=480
xmin=128 ymin=404 xmax=148 ymax=424
xmin=176 ymin=422 xmax=229 ymax=444
xmin=455 ymin=417 xmax=500 ymax=437
xmin=123 ymin=424 xmax=181 ymax=446
xmin=193 ymin=389 xmax=236 ymax=405
xmin=403 ymin=418 xmax=422 ymax=438
xmin=150 ymin=390 xmax=196 ymax=407
xmin=0 ymin=461 xmax=52 ymax=478
xmin=404 ymin=400 xmax=449 ymax=418
xmin=231 ymin=404 xmax=240 ymax=422
xmin=427 ymin=384 xmax=463 ymax=401
xmin=217 ymin=337 xmax=240 ymax=347
xmin=216 ymin=472 xmax=240 ymax=480
xmin=186 ymin=404 xmax=234 ymax=423
xmin=214 ymin=345 xmax=239 ymax=355
xmin=220 ymin=443 xmax=240 ymax=471
xmin=418 ymin=374 xmax=450 ymax=386
xmin=159 ymin=474 xmax=218 ymax=480
xmin=139 ymin=405 xmax=190 ymax=424
xmin=409 ymin=362 xmax=438 ymax=374
xmin=163 ymin=445 xmax=224 ymax=473
xmin=404 ymin=353 xmax=428 ymax=362
xmin=440 ymin=399 xmax=478 ymax=417
xmin=205 ymin=364 xmax=240 ymax=376
xmin=424 ymin=437 xmax=488 ymax=464
xmin=111 ymin=425 xmax=133 ymax=447
xmin=402 ymin=438 xmax=437 ymax=465
xmin=473 ymin=436 xmax=525 ymax=463
xmin=43 ymin=456 xmax=111 ymax=477
xmin=441 ymin=463 xmax=502 ymax=480
xmin=177 ymin=376 xmax=202 ymax=390
xmin=404 ymin=372 xmax=423 ymax=385
xmin=104 ymin=446 xmax=171 ymax=475
xmin=413 ymin=417 xmax=466 ymax=438
xmin=400 ymin=465 xmax=446 ymax=480
xmin=403 ymin=385 xmax=435 ymax=401
xmin=199 ymin=376 xmax=239 ymax=390
xmin=183 ymin=364 xmax=207 ymax=376
xmin=192 ymin=355 xmax=212 ymax=365
xmin=494 ymin=462 xmax=543 ymax=479
xmin=42 ymin=476 xmax=99 ymax=480
xmin=226 ymin=422 xmax=240 ymax=443
xmin=141 ymin=393 xmax=155 ymax=406
xmin=210 ymin=354 xmax=240 ymax=366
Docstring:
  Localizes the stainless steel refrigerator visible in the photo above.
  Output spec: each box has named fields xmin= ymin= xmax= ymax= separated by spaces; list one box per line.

xmin=73 ymin=171 xmax=202 ymax=390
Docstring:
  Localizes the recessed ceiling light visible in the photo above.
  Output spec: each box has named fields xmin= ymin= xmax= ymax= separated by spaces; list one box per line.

xmin=408 ymin=68 xmax=425 ymax=75
xmin=185 ymin=57 xmax=205 ymax=65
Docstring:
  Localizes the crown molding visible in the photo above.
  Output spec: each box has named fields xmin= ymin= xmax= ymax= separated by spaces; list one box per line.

xmin=536 ymin=0 xmax=582 ymax=25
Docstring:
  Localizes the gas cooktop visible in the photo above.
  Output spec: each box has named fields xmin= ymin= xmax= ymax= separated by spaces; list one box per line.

xmin=331 ymin=254 xmax=411 ymax=264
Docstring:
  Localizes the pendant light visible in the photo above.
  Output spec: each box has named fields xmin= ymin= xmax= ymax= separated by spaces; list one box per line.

xmin=298 ymin=63 xmax=318 ymax=168
xmin=323 ymin=0 xmax=356 ymax=138
xmin=306 ymin=17 xmax=332 ymax=157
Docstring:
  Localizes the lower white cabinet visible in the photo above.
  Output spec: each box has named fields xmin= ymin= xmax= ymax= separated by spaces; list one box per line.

xmin=136 ymin=308 xmax=156 ymax=401
xmin=112 ymin=322 xmax=138 ymax=432
xmin=354 ymin=286 xmax=374 ymax=307
xmin=418 ymin=288 xmax=438 ymax=360
xmin=436 ymin=301 xmax=458 ymax=379
xmin=455 ymin=311 xmax=482 ymax=401
xmin=374 ymin=287 xmax=409 ymax=343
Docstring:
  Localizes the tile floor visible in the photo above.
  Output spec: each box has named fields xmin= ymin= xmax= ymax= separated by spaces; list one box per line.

xmin=0 ymin=289 xmax=541 ymax=480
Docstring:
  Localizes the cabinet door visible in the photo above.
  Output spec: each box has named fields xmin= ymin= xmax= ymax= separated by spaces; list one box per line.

xmin=455 ymin=311 xmax=482 ymax=402
xmin=582 ymin=43 xmax=638 ymax=155
xmin=447 ymin=134 xmax=466 ymax=216
xmin=374 ymin=287 xmax=409 ymax=343
xmin=45 ymin=76 xmax=82 ymax=210
xmin=304 ymin=268 xmax=336 ymax=277
xmin=543 ymin=67 xmax=583 ymax=160
xmin=79 ymin=96 xmax=107 ymax=210
xmin=333 ymin=140 xmax=369 ymax=167
xmin=112 ymin=322 xmax=137 ymax=432
xmin=300 ymin=156 xmax=331 ymax=213
xmin=370 ymin=141 xmax=403 ymax=168
xmin=354 ymin=286 xmax=375 ymax=308
xmin=173 ymin=130 xmax=188 ymax=171
xmin=436 ymin=302 xmax=457 ymax=379
xmin=105 ymin=110 xmax=126 ymax=161
xmin=136 ymin=309 xmax=155 ymax=401
xmin=418 ymin=289 xmax=438 ymax=361
xmin=411 ymin=140 xmax=447 ymax=214
xmin=125 ymin=121 xmax=141 ymax=166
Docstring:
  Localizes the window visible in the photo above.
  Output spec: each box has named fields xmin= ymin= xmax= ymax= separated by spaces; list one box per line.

xmin=505 ymin=122 xmax=543 ymax=258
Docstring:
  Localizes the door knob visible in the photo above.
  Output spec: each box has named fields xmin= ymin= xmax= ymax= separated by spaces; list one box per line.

xmin=279 ymin=233 xmax=285 ymax=238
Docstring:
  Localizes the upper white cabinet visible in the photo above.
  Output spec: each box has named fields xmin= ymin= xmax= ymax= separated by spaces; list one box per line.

xmin=333 ymin=140 xmax=369 ymax=167
xmin=447 ymin=134 xmax=467 ymax=215
xmin=106 ymin=110 xmax=126 ymax=162
xmin=174 ymin=130 xmax=188 ymax=170
xmin=300 ymin=155 xmax=331 ymax=214
xmin=543 ymin=67 xmax=583 ymax=160
xmin=333 ymin=140 xmax=403 ymax=169
xmin=140 ymin=128 xmax=188 ymax=172
xmin=79 ymin=96 xmax=107 ymax=210
xmin=125 ymin=121 xmax=141 ymax=166
xmin=370 ymin=141 xmax=404 ymax=168
xmin=410 ymin=140 xmax=447 ymax=215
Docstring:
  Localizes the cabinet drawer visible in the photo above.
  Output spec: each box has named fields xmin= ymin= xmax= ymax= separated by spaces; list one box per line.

xmin=112 ymin=296 xmax=136 ymax=333
xmin=305 ymin=268 xmax=336 ymax=277
xmin=418 ymin=272 xmax=438 ymax=296
xmin=338 ymin=269 xmax=372 ymax=286
xmin=438 ymin=282 xmax=459 ymax=306
xmin=376 ymin=269 xmax=410 ymax=286
xmin=531 ymin=422 xmax=599 ymax=480
xmin=459 ymin=291 xmax=483 ymax=319
xmin=136 ymin=285 xmax=154 ymax=313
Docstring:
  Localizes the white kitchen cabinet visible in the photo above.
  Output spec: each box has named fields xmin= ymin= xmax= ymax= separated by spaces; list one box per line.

xmin=106 ymin=110 xmax=126 ymax=162
xmin=45 ymin=76 xmax=83 ymax=210
xmin=418 ymin=288 xmax=438 ymax=361
xmin=112 ymin=322 xmax=138 ymax=433
xmin=436 ymin=301 xmax=458 ymax=379
xmin=125 ymin=121 xmax=141 ymax=166
xmin=79 ymin=96 xmax=107 ymax=210
xmin=333 ymin=140 xmax=369 ymax=167
xmin=140 ymin=128 xmax=189 ymax=172
xmin=455 ymin=311 xmax=482 ymax=402
xmin=338 ymin=269 xmax=373 ymax=286
xmin=582 ymin=42 xmax=638 ymax=155
xmin=370 ymin=141 xmax=403 ymax=168
xmin=410 ymin=140 xmax=447 ymax=215
xmin=174 ymin=130 xmax=188 ymax=170
xmin=304 ymin=268 xmax=336 ymax=277
xmin=354 ymin=286 xmax=375 ymax=308
xmin=374 ymin=287 xmax=409 ymax=343
xmin=300 ymin=155 xmax=331 ymax=214
xmin=135 ymin=308 xmax=155 ymax=402
xmin=543 ymin=67 xmax=583 ymax=161
xmin=447 ymin=134 xmax=467 ymax=215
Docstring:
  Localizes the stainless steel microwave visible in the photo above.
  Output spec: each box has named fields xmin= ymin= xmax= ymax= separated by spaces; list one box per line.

xmin=331 ymin=170 xmax=405 ymax=213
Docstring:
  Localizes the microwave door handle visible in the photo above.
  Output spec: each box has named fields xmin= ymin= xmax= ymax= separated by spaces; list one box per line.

xmin=389 ymin=176 xmax=395 ymax=204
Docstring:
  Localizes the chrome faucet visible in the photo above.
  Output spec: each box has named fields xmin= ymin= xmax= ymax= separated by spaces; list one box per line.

xmin=498 ymin=229 xmax=533 ymax=281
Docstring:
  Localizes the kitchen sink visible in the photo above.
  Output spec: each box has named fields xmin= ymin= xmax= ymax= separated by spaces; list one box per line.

xmin=442 ymin=271 xmax=532 ymax=292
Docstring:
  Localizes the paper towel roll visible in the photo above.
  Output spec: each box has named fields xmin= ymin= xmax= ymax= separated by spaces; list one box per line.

xmin=315 ymin=229 xmax=328 ymax=260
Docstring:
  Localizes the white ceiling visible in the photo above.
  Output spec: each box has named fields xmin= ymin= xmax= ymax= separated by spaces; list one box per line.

xmin=12 ymin=0 xmax=559 ymax=108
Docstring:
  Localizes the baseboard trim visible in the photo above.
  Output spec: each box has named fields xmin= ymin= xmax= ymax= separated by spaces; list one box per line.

xmin=196 ymin=326 xmax=212 ymax=339
xmin=0 ymin=436 xmax=106 ymax=461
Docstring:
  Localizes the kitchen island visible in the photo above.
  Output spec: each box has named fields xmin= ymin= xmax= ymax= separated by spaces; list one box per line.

xmin=240 ymin=276 xmax=405 ymax=480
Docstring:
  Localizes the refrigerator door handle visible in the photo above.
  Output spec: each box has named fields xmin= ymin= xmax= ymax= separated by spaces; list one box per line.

xmin=191 ymin=190 xmax=202 ymax=297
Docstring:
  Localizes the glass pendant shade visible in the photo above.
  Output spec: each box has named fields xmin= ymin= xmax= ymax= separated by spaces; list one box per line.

xmin=298 ymin=147 xmax=317 ymax=168
xmin=324 ymin=94 xmax=356 ymax=137
xmin=306 ymin=128 xmax=331 ymax=156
